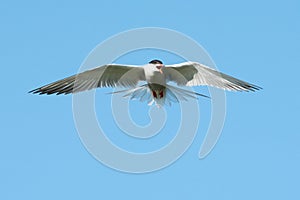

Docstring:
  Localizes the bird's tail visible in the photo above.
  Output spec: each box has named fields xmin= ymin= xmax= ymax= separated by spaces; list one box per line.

xmin=110 ymin=84 xmax=209 ymax=106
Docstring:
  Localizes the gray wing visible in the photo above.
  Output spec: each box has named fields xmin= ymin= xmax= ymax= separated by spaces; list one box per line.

xmin=30 ymin=64 xmax=146 ymax=95
xmin=163 ymin=62 xmax=261 ymax=91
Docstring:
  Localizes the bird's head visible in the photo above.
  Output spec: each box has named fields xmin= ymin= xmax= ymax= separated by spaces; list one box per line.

xmin=149 ymin=59 xmax=164 ymax=74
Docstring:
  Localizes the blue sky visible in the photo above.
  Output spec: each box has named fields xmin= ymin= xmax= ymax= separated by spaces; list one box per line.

xmin=1 ymin=0 xmax=300 ymax=199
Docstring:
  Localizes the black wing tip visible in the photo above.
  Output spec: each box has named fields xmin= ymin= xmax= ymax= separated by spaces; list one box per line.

xmin=28 ymin=88 xmax=40 ymax=94
xmin=28 ymin=88 xmax=66 ymax=95
xmin=231 ymin=81 xmax=262 ymax=92
xmin=246 ymin=84 xmax=262 ymax=92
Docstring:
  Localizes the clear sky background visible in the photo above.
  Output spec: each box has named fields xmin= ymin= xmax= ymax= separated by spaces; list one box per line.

xmin=1 ymin=0 xmax=300 ymax=199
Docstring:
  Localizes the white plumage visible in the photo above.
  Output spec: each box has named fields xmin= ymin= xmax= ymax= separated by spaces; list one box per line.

xmin=30 ymin=60 xmax=261 ymax=106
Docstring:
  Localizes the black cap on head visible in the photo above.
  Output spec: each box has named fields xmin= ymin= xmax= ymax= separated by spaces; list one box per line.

xmin=149 ymin=59 xmax=163 ymax=64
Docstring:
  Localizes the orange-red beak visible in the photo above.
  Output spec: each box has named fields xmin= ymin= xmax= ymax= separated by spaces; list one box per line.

xmin=156 ymin=64 xmax=164 ymax=74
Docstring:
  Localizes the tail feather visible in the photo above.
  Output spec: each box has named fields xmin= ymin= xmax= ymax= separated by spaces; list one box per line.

xmin=109 ymin=84 xmax=209 ymax=106
xmin=109 ymin=85 xmax=153 ymax=105
xmin=166 ymin=84 xmax=210 ymax=99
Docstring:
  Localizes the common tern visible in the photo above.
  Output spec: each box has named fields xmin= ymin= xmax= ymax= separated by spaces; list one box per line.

xmin=30 ymin=60 xmax=261 ymax=106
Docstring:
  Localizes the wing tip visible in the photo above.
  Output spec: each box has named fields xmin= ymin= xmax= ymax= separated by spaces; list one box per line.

xmin=28 ymin=88 xmax=67 ymax=95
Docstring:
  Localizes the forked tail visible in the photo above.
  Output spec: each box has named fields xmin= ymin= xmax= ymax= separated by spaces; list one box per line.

xmin=110 ymin=84 xmax=209 ymax=106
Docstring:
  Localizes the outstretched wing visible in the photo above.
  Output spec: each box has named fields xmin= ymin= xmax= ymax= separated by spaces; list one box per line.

xmin=29 ymin=64 xmax=146 ymax=95
xmin=163 ymin=62 xmax=261 ymax=91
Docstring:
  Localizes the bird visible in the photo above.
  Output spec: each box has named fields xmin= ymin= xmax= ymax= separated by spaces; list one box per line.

xmin=29 ymin=59 xmax=261 ymax=106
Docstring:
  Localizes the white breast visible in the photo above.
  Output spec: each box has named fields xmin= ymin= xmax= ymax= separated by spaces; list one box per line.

xmin=143 ymin=64 xmax=166 ymax=85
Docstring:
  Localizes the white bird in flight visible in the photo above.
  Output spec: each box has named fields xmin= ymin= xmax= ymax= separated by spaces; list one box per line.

xmin=30 ymin=60 xmax=261 ymax=106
